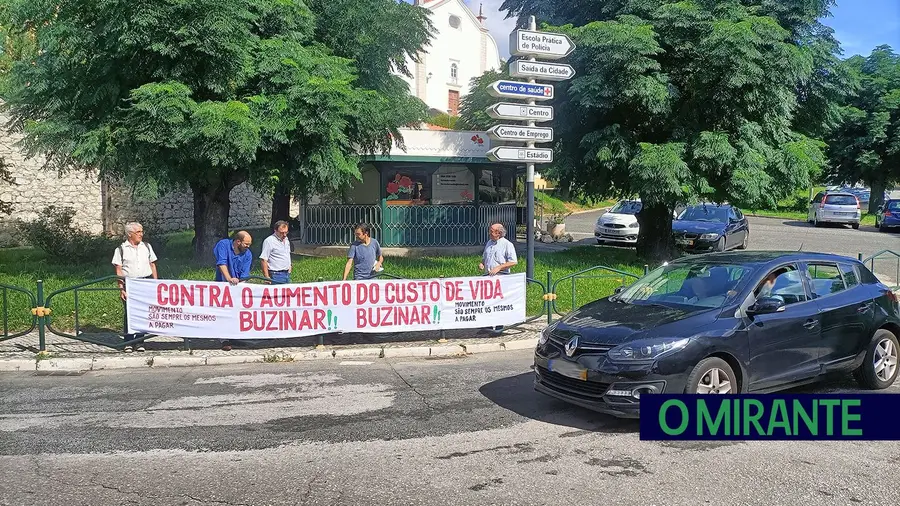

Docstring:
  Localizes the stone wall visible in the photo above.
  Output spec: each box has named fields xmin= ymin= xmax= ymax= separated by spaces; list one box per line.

xmin=0 ymin=107 xmax=297 ymax=246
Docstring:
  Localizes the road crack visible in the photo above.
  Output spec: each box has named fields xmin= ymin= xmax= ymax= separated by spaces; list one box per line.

xmin=387 ymin=360 xmax=437 ymax=412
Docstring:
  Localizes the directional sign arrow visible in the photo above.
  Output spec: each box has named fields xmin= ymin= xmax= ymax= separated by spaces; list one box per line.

xmin=486 ymin=147 xmax=554 ymax=164
xmin=485 ymin=103 xmax=554 ymax=122
xmin=510 ymin=29 xmax=576 ymax=60
xmin=510 ymin=60 xmax=575 ymax=81
xmin=487 ymin=125 xmax=554 ymax=143
xmin=488 ymin=80 xmax=554 ymax=101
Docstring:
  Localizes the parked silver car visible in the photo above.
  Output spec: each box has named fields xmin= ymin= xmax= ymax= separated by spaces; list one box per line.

xmin=595 ymin=200 xmax=642 ymax=245
xmin=807 ymin=191 xmax=861 ymax=229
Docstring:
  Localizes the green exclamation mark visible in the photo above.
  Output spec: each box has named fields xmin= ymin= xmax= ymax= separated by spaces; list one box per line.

xmin=333 ymin=316 xmax=338 ymax=330
xmin=433 ymin=305 xmax=440 ymax=324
xmin=327 ymin=309 xmax=333 ymax=330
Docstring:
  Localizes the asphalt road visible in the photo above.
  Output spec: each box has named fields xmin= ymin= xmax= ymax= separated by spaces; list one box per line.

xmin=565 ymin=210 xmax=899 ymax=280
xmin=1 ymin=352 xmax=899 ymax=505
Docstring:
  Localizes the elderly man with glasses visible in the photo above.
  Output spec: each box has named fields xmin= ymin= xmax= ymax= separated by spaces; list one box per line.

xmin=112 ymin=222 xmax=159 ymax=352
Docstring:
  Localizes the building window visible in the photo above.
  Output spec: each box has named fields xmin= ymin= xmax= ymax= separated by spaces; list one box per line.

xmin=449 ymin=15 xmax=461 ymax=29
xmin=448 ymin=90 xmax=460 ymax=116
xmin=450 ymin=63 xmax=458 ymax=84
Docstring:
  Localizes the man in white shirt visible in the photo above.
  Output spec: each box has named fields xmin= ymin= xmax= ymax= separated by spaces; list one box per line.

xmin=479 ymin=222 xmax=518 ymax=333
xmin=260 ymin=220 xmax=293 ymax=284
xmin=112 ymin=221 xmax=159 ymax=352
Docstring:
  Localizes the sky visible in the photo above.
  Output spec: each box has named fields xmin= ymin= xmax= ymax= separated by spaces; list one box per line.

xmin=403 ymin=0 xmax=900 ymax=59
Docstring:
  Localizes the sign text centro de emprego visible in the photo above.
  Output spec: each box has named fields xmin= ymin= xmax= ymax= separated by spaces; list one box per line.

xmin=510 ymin=29 xmax=576 ymax=59
xmin=488 ymin=80 xmax=554 ymax=101
xmin=511 ymin=60 xmax=576 ymax=81
xmin=486 ymin=103 xmax=554 ymax=122
xmin=487 ymin=125 xmax=553 ymax=143
xmin=486 ymin=147 xmax=554 ymax=164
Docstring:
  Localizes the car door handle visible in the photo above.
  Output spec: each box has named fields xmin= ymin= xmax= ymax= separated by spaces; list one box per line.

xmin=803 ymin=319 xmax=819 ymax=330
xmin=857 ymin=302 xmax=873 ymax=313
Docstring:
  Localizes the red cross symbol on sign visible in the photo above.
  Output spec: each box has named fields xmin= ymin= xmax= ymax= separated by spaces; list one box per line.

xmin=543 ymin=87 xmax=552 ymax=96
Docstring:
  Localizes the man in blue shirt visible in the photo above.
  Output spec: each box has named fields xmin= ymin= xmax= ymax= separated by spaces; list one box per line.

xmin=343 ymin=223 xmax=384 ymax=281
xmin=214 ymin=231 xmax=253 ymax=285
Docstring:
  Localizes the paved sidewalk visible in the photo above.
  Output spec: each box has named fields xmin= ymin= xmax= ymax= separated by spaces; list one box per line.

xmin=0 ymin=322 xmax=545 ymax=372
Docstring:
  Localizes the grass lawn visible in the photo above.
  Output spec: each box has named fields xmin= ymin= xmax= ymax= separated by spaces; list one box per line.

xmin=0 ymin=232 xmax=646 ymax=335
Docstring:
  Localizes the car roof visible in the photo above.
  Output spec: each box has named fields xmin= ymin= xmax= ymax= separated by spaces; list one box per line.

xmin=669 ymin=251 xmax=860 ymax=268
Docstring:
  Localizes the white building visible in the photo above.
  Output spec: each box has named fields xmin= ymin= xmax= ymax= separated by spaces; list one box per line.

xmin=400 ymin=0 xmax=502 ymax=116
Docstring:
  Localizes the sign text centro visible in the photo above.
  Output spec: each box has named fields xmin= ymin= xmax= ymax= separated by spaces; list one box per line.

xmin=487 ymin=125 xmax=553 ymax=142
xmin=486 ymin=103 xmax=554 ymax=122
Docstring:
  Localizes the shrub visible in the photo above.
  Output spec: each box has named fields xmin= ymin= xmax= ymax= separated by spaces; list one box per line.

xmin=15 ymin=205 xmax=120 ymax=263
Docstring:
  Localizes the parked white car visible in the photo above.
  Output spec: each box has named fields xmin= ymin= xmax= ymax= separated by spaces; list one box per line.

xmin=595 ymin=200 xmax=642 ymax=245
xmin=807 ymin=191 xmax=861 ymax=229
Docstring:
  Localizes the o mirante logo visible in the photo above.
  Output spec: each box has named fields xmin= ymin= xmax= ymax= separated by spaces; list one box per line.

xmin=639 ymin=394 xmax=899 ymax=441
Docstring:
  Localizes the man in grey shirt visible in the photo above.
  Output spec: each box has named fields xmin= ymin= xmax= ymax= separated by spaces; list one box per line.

xmin=480 ymin=222 xmax=518 ymax=276
xmin=260 ymin=220 xmax=292 ymax=283
xmin=343 ymin=223 xmax=384 ymax=280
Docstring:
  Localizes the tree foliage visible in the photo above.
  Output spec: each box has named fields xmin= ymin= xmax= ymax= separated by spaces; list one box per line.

xmin=0 ymin=0 xmax=431 ymax=261
xmin=825 ymin=45 xmax=900 ymax=212
xmin=488 ymin=0 xmax=841 ymax=260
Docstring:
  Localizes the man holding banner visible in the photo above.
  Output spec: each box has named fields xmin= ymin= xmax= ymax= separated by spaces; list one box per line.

xmin=343 ymin=223 xmax=384 ymax=281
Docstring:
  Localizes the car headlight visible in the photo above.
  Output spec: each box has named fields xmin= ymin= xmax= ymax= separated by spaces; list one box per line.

xmin=607 ymin=338 xmax=690 ymax=361
xmin=699 ymin=233 xmax=720 ymax=240
xmin=539 ymin=323 xmax=556 ymax=345
xmin=628 ymin=222 xmax=639 ymax=228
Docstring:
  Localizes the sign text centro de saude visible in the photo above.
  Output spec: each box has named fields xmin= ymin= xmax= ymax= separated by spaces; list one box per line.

xmin=486 ymin=103 xmax=554 ymax=122
xmin=488 ymin=80 xmax=554 ymax=101
xmin=487 ymin=125 xmax=553 ymax=143
xmin=510 ymin=60 xmax=575 ymax=81
xmin=487 ymin=147 xmax=554 ymax=164
xmin=510 ymin=29 xmax=575 ymax=59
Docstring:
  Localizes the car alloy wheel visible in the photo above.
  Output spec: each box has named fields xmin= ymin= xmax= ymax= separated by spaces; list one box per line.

xmin=739 ymin=231 xmax=749 ymax=249
xmin=854 ymin=329 xmax=900 ymax=389
xmin=686 ymin=357 xmax=736 ymax=394
xmin=875 ymin=337 xmax=898 ymax=382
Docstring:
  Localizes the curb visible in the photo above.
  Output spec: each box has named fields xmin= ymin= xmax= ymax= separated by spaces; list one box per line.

xmin=0 ymin=337 xmax=539 ymax=373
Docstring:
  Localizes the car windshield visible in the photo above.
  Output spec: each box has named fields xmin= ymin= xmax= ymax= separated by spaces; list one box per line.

xmin=615 ymin=262 xmax=754 ymax=309
xmin=887 ymin=201 xmax=900 ymax=211
xmin=825 ymin=195 xmax=857 ymax=206
xmin=677 ymin=206 xmax=728 ymax=223
xmin=609 ymin=201 xmax=642 ymax=214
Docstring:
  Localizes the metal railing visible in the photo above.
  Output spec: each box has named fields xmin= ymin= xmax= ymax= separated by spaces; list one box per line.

xmin=861 ymin=250 xmax=900 ymax=290
xmin=303 ymin=205 xmax=382 ymax=245
xmin=301 ymin=204 xmax=517 ymax=247
xmin=546 ymin=265 xmax=648 ymax=318
xmin=0 ymin=283 xmax=37 ymax=342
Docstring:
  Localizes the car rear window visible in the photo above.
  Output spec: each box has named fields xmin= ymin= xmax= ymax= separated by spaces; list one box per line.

xmin=888 ymin=201 xmax=900 ymax=211
xmin=824 ymin=195 xmax=857 ymax=206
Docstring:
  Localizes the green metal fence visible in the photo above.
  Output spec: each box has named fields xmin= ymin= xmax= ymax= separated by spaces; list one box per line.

xmin=860 ymin=250 xmax=900 ymax=290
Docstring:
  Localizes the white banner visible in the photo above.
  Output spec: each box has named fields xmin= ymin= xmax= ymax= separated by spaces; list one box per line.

xmin=125 ymin=274 xmax=527 ymax=339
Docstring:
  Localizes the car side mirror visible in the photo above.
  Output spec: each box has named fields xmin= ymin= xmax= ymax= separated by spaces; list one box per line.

xmin=613 ymin=286 xmax=626 ymax=295
xmin=747 ymin=296 xmax=786 ymax=316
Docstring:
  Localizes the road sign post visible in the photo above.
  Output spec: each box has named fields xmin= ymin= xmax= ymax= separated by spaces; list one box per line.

xmin=483 ymin=17 xmax=576 ymax=280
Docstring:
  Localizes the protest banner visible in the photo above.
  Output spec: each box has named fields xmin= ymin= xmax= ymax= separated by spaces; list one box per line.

xmin=124 ymin=274 xmax=527 ymax=339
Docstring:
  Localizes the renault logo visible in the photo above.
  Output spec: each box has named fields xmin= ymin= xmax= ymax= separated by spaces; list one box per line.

xmin=565 ymin=335 xmax=579 ymax=357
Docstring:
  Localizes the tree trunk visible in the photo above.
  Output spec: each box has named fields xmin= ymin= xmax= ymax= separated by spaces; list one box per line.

xmin=191 ymin=182 xmax=232 ymax=264
xmin=636 ymin=200 xmax=677 ymax=264
xmin=270 ymin=178 xmax=292 ymax=227
xmin=869 ymin=178 xmax=886 ymax=215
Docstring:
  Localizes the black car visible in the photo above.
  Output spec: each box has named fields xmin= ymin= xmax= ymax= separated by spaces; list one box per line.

xmin=672 ymin=203 xmax=750 ymax=252
xmin=533 ymin=251 xmax=900 ymax=418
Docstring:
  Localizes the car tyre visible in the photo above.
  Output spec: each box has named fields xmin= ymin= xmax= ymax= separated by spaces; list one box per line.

xmin=685 ymin=357 xmax=737 ymax=394
xmin=716 ymin=237 xmax=726 ymax=252
xmin=852 ymin=222 xmax=860 ymax=230
xmin=853 ymin=329 xmax=899 ymax=390
xmin=738 ymin=231 xmax=749 ymax=249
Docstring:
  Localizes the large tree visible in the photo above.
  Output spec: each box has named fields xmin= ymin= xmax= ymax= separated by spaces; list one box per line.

xmin=491 ymin=0 xmax=839 ymax=261
xmin=0 ymin=0 xmax=431 ymax=262
xmin=826 ymin=45 xmax=900 ymax=213
xmin=262 ymin=0 xmax=434 ymax=224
